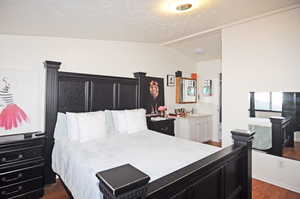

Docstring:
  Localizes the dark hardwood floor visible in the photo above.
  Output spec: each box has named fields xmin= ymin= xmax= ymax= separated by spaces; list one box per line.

xmin=253 ymin=179 xmax=300 ymax=199
xmin=42 ymin=179 xmax=300 ymax=199
xmin=204 ymin=141 xmax=222 ymax=147
xmin=283 ymin=141 xmax=300 ymax=161
xmin=43 ymin=180 xmax=69 ymax=199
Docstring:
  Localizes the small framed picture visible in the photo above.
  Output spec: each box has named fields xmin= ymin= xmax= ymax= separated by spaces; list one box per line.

xmin=167 ymin=75 xmax=175 ymax=87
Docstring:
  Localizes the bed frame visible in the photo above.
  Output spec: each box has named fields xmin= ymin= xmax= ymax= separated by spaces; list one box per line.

xmin=269 ymin=116 xmax=294 ymax=156
xmin=44 ymin=61 xmax=254 ymax=199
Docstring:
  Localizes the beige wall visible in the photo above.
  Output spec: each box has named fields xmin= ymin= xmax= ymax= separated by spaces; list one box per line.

xmin=197 ymin=59 xmax=222 ymax=141
xmin=0 ymin=35 xmax=197 ymax=135
xmin=222 ymin=7 xmax=300 ymax=192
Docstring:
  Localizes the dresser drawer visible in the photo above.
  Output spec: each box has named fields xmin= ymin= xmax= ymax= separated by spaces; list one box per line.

xmin=0 ymin=163 xmax=44 ymax=188
xmin=10 ymin=189 xmax=43 ymax=199
xmin=0 ymin=146 xmax=43 ymax=167
xmin=0 ymin=177 xmax=43 ymax=199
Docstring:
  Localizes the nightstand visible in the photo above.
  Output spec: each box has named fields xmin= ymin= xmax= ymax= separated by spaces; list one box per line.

xmin=147 ymin=118 xmax=175 ymax=136
xmin=0 ymin=132 xmax=45 ymax=199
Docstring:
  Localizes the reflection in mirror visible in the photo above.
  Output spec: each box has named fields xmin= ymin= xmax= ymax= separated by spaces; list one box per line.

xmin=176 ymin=78 xmax=197 ymax=104
xmin=248 ymin=92 xmax=300 ymax=161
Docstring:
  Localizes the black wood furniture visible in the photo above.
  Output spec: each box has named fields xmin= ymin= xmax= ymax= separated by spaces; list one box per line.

xmin=44 ymin=60 xmax=254 ymax=199
xmin=97 ymin=164 xmax=150 ymax=199
xmin=0 ymin=132 xmax=45 ymax=199
xmin=147 ymin=118 xmax=175 ymax=136
xmin=98 ymin=130 xmax=254 ymax=199
xmin=269 ymin=116 xmax=293 ymax=156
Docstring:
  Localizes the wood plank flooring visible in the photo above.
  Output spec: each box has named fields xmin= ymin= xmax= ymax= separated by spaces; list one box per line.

xmin=253 ymin=179 xmax=300 ymax=199
xmin=204 ymin=141 xmax=222 ymax=147
xmin=283 ymin=141 xmax=300 ymax=161
xmin=42 ymin=179 xmax=300 ymax=199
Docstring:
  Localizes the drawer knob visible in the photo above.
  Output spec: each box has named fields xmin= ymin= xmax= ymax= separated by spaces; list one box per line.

xmin=1 ymin=173 xmax=23 ymax=182
xmin=1 ymin=185 xmax=23 ymax=196
xmin=1 ymin=154 xmax=23 ymax=163
xmin=161 ymin=127 xmax=169 ymax=131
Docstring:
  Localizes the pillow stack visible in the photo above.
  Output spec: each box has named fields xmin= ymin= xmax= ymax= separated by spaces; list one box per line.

xmin=66 ymin=111 xmax=107 ymax=143
xmin=54 ymin=109 xmax=147 ymax=143
xmin=111 ymin=109 xmax=148 ymax=134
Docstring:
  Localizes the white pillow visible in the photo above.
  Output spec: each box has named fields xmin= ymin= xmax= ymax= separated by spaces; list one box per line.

xmin=54 ymin=112 xmax=68 ymax=140
xmin=111 ymin=110 xmax=128 ymax=134
xmin=125 ymin=109 xmax=148 ymax=133
xmin=76 ymin=111 xmax=107 ymax=143
xmin=66 ymin=112 xmax=80 ymax=141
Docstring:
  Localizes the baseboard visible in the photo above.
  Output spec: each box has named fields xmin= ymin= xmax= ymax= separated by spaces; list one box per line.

xmin=253 ymin=175 xmax=300 ymax=193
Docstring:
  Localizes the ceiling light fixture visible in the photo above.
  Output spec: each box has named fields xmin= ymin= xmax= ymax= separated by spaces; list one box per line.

xmin=176 ymin=3 xmax=193 ymax=11
xmin=195 ymin=48 xmax=205 ymax=54
xmin=167 ymin=0 xmax=200 ymax=13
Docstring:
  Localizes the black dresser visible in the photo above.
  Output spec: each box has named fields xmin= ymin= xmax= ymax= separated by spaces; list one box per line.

xmin=0 ymin=132 xmax=45 ymax=199
xmin=147 ymin=118 xmax=175 ymax=136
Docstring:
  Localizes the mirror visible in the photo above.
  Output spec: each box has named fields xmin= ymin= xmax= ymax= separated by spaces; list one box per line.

xmin=176 ymin=78 xmax=197 ymax=104
xmin=248 ymin=92 xmax=300 ymax=161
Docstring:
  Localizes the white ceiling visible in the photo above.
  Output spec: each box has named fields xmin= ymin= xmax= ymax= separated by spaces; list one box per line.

xmin=167 ymin=30 xmax=222 ymax=62
xmin=0 ymin=0 xmax=299 ymax=44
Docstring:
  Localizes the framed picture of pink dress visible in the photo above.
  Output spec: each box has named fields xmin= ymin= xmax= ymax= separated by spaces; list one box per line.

xmin=0 ymin=69 xmax=41 ymax=135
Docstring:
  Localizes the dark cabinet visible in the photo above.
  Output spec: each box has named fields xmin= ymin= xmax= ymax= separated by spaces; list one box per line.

xmin=0 ymin=133 xmax=45 ymax=199
xmin=147 ymin=118 xmax=175 ymax=136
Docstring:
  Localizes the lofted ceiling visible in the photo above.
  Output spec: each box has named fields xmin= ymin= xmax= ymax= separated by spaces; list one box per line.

xmin=0 ymin=0 xmax=299 ymax=44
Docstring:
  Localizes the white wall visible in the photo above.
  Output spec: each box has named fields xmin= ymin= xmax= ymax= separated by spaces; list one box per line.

xmin=197 ymin=59 xmax=222 ymax=142
xmin=0 ymin=35 xmax=196 ymax=135
xmin=222 ymin=7 xmax=300 ymax=192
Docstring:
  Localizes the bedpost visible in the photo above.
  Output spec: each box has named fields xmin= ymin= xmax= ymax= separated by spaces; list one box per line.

xmin=44 ymin=60 xmax=61 ymax=184
xmin=96 ymin=164 xmax=150 ymax=199
xmin=270 ymin=117 xmax=285 ymax=156
xmin=269 ymin=116 xmax=293 ymax=157
xmin=231 ymin=129 xmax=255 ymax=199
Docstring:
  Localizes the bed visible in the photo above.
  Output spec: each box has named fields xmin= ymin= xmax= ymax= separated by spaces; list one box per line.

xmin=248 ymin=117 xmax=272 ymax=150
xmin=52 ymin=128 xmax=220 ymax=199
xmin=248 ymin=116 xmax=293 ymax=156
xmin=44 ymin=60 xmax=254 ymax=199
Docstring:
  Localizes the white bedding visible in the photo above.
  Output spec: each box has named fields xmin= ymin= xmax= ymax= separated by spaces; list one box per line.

xmin=248 ymin=117 xmax=272 ymax=127
xmin=52 ymin=130 xmax=220 ymax=199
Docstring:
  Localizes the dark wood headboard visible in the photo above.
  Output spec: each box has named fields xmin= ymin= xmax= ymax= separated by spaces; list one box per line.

xmin=44 ymin=61 xmax=140 ymax=184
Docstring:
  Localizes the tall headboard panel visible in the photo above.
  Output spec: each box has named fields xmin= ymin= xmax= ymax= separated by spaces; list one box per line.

xmin=44 ymin=61 xmax=139 ymax=184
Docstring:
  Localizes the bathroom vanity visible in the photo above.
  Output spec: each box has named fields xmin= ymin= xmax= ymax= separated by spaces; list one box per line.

xmin=175 ymin=114 xmax=213 ymax=143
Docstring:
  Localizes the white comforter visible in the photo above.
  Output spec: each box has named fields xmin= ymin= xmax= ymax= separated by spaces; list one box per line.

xmin=248 ymin=117 xmax=272 ymax=127
xmin=52 ymin=130 xmax=220 ymax=199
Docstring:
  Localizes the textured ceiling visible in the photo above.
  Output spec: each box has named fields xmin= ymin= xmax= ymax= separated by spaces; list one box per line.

xmin=167 ymin=31 xmax=222 ymax=62
xmin=0 ymin=0 xmax=299 ymax=43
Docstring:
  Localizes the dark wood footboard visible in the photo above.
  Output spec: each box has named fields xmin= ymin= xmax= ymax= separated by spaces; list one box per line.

xmin=97 ymin=129 xmax=255 ymax=199
xmin=269 ymin=116 xmax=293 ymax=156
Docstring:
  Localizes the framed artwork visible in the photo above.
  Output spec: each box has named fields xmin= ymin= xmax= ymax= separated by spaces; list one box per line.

xmin=203 ymin=80 xmax=212 ymax=96
xmin=0 ymin=69 xmax=41 ymax=135
xmin=139 ymin=76 xmax=165 ymax=115
xmin=167 ymin=75 xmax=175 ymax=87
